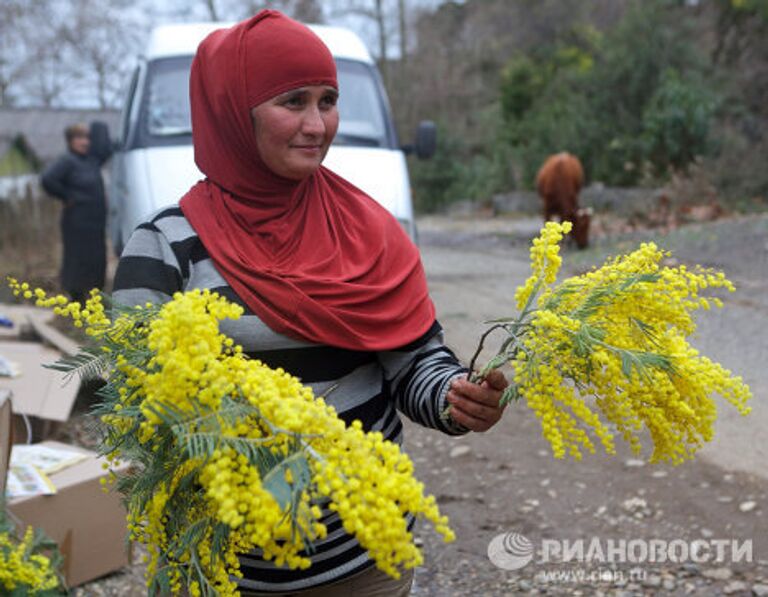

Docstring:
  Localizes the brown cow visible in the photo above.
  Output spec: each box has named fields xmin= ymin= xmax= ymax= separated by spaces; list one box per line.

xmin=535 ymin=152 xmax=590 ymax=249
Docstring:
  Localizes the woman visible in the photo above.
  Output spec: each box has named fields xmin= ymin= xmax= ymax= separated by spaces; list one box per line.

xmin=113 ymin=10 xmax=507 ymax=596
xmin=41 ymin=121 xmax=111 ymax=303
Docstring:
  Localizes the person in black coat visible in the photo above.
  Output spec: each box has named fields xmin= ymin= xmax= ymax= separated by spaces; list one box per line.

xmin=40 ymin=121 xmax=112 ymax=303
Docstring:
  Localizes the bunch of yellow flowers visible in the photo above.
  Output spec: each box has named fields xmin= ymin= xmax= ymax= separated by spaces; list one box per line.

xmin=473 ymin=221 xmax=752 ymax=463
xmin=0 ymin=516 xmax=63 ymax=595
xmin=7 ymin=279 xmax=453 ymax=597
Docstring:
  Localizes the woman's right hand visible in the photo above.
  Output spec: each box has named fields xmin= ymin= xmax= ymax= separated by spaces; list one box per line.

xmin=445 ymin=370 xmax=508 ymax=432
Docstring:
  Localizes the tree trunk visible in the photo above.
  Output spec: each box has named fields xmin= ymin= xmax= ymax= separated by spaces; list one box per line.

xmin=398 ymin=0 xmax=407 ymax=65
xmin=205 ymin=0 xmax=219 ymax=21
xmin=375 ymin=0 xmax=388 ymax=86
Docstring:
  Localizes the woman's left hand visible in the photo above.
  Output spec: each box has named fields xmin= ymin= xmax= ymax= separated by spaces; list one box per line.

xmin=446 ymin=370 xmax=508 ymax=432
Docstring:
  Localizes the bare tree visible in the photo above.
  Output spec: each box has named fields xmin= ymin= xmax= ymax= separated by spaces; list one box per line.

xmin=374 ymin=0 xmax=388 ymax=68
xmin=0 ymin=0 xmax=145 ymax=108
xmin=291 ymin=0 xmax=325 ymax=22
xmin=205 ymin=0 xmax=220 ymax=20
xmin=398 ymin=0 xmax=408 ymax=66
xmin=0 ymin=1 xmax=27 ymax=105
xmin=0 ymin=0 xmax=75 ymax=107
xmin=55 ymin=1 xmax=145 ymax=108
xmin=329 ymin=0 xmax=409 ymax=86
xmin=202 ymin=0 xmax=325 ymax=21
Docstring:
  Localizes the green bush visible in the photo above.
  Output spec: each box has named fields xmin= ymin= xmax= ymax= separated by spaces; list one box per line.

xmin=498 ymin=0 xmax=715 ymax=188
xmin=410 ymin=117 xmax=514 ymax=213
xmin=500 ymin=55 xmax=547 ymax=125
xmin=641 ymin=69 xmax=715 ymax=175
xmin=409 ymin=125 xmax=465 ymax=212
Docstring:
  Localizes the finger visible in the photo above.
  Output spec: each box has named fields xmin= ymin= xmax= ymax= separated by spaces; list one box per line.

xmin=452 ymin=378 xmax=503 ymax=408
xmin=447 ymin=402 xmax=492 ymax=432
xmin=482 ymin=369 xmax=508 ymax=391
xmin=447 ymin=391 xmax=500 ymax=422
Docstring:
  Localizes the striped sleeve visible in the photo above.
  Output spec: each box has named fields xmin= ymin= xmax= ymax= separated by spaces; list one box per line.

xmin=378 ymin=323 xmax=470 ymax=436
xmin=112 ymin=209 xmax=186 ymax=307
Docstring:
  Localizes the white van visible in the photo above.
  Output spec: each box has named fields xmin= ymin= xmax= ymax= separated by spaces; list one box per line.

xmin=108 ymin=22 xmax=435 ymax=254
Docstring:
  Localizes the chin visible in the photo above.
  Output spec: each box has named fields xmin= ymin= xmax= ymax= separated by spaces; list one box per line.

xmin=286 ymin=162 xmax=323 ymax=180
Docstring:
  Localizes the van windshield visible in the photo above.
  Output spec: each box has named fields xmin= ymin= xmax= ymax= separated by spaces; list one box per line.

xmin=140 ymin=56 xmax=395 ymax=149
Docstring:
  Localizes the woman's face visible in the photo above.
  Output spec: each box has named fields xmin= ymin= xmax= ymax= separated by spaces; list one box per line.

xmin=251 ymin=85 xmax=339 ymax=180
xmin=69 ymin=133 xmax=90 ymax=156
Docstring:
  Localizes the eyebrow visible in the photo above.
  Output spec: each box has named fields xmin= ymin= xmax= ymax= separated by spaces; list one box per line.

xmin=275 ymin=87 xmax=338 ymax=100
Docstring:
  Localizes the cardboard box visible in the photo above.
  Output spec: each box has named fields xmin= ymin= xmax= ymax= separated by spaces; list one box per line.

xmin=8 ymin=441 xmax=131 ymax=587
xmin=0 ymin=303 xmax=79 ymax=356
xmin=0 ymin=307 xmax=84 ymax=441
xmin=0 ymin=304 xmax=52 ymax=341
xmin=0 ymin=340 xmax=80 ymax=422
xmin=0 ymin=305 xmax=29 ymax=340
xmin=27 ymin=314 xmax=79 ymax=356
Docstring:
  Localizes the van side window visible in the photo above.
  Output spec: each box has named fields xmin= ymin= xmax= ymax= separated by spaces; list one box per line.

xmin=146 ymin=58 xmax=193 ymax=136
xmin=335 ymin=60 xmax=390 ymax=148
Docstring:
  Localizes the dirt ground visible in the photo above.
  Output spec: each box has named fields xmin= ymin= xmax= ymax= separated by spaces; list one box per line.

xmin=31 ymin=212 xmax=768 ymax=596
xmin=406 ymin=213 xmax=768 ymax=596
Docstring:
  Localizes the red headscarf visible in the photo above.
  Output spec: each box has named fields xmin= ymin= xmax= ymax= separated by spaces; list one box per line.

xmin=179 ymin=10 xmax=435 ymax=351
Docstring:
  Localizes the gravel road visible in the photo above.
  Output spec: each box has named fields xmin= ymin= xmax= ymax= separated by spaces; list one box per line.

xmin=406 ymin=213 xmax=768 ymax=596
xmin=67 ymin=212 xmax=768 ymax=596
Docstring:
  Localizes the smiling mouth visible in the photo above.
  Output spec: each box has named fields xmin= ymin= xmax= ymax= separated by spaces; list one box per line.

xmin=292 ymin=145 xmax=324 ymax=156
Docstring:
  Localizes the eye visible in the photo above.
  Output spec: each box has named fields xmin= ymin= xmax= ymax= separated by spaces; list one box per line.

xmin=320 ymin=93 xmax=338 ymax=109
xmin=282 ymin=93 xmax=305 ymax=109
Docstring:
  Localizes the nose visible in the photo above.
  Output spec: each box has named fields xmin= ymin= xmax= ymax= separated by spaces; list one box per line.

xmin=300 ymin=105 xmax=325 ymax=137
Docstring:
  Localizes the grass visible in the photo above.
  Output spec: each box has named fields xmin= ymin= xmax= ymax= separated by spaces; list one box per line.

xmin=0 ymin=194 xmax=62 ymax=302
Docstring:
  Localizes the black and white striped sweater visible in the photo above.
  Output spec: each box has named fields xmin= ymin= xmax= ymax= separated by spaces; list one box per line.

xmin=112 ymin=206 xmax=468 ymax=593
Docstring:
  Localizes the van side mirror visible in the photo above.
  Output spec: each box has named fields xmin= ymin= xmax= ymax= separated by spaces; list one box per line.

xmin=414 ymin=120 xmax=436 ymax=160
xmin=402 ymin=120 xmax=437 ymax=159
